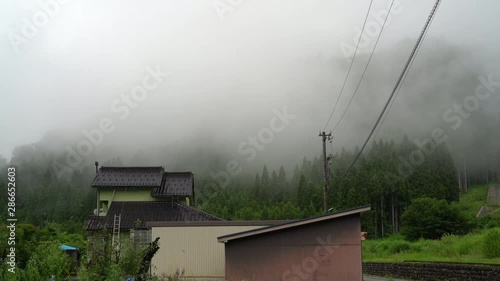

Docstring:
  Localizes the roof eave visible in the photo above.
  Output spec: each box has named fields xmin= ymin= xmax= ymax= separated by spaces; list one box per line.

xmin=217 ymin=205 xmax=371 ymax=243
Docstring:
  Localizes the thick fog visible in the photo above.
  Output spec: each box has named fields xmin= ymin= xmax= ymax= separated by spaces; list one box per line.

xmin=1 ymin=0 xmax=499 ymax=176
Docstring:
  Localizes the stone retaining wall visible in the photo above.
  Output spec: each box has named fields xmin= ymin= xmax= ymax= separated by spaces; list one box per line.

xmin=363 ymin=262 xmax=500 ymax=281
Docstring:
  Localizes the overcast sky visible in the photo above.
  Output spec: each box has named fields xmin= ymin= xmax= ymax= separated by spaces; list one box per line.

xmin=1 ymin=0 xmax=499 ymax=171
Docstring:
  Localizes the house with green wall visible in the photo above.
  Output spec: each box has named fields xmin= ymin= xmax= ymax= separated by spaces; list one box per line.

xmin=85 ymin=165 xmax=221 ymax=244
xmin=92 ymin=166 xmax=195 ymax=215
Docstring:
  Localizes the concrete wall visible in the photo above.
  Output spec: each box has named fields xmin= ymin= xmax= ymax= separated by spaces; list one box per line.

xmin=363 ymin=262 xmax=500 ymax=281
xmin=224 ymin=215 xmax=362 ymax=281
xmin=151 ymin=225 xmax=268 ymax=280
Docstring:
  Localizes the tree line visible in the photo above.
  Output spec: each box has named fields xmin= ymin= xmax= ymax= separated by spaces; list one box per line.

xmin=198 ymin=136 xmax=469 ymax=238
xmin=0 ymin=135 xmax=496 ymax=239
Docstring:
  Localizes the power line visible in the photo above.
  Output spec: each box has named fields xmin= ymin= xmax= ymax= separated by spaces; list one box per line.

xmin=323 ymin=0 xmax=374 ymax=130
xmin=369 ymin=0 xmax=440 ymax=149
xmin=331 ymin=0 xmax=396 ymax=135
xmin=338 ymin=0 xmax=443 ymax=183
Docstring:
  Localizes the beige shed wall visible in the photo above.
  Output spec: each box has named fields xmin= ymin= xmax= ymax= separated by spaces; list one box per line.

xmin=151 ymin=225 xmax=264 ymax=280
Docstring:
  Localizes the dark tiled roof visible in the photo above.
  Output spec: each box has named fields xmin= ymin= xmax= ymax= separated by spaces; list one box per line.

xmin=86 ymin=215 xmax=107 ymax=231
xmin=86 ymin=201 xmax=222 ymax=231
xmin=91 ymin=167 xmax=164 ymax=187
xmin=152 ymin=172 xmax=193 ymax=197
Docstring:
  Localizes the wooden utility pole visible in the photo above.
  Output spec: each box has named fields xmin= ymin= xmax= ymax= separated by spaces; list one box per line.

xmin=319 ymin=131 xmax=332 ymax=213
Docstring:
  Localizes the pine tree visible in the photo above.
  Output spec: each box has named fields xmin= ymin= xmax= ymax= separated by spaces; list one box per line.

xmin=260 ymin=165 xmax=270 ymax=202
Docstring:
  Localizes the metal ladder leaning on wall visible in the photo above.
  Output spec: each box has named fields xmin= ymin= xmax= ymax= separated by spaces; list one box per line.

xmin=112 ymin=214 xmax=121 ymax=250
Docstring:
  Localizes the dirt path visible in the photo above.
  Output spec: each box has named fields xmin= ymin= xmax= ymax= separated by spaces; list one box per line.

xmin=487 ymin=185 xmax=500 ymax=205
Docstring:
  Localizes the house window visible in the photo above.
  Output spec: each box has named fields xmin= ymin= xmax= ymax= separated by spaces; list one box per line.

xmin=130 ymin=229 xmax=151 ymax=246
xmin=99 ymin=201 xmax=109 ymax=213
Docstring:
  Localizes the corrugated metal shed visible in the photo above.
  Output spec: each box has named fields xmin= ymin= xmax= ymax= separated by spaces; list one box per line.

xmin=149 ymin=221 xmax=287 ymax=280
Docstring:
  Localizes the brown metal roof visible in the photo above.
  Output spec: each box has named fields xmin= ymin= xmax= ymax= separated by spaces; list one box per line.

xmin=217 ymin=205 xmax=371 ymax=243
xmin=152 ymin=172 xmax=193 ymax=197
xmin=91 ymin=166 xmax=164 ymax=187
xmin=86 ymin=201 xmax=223 ymax=231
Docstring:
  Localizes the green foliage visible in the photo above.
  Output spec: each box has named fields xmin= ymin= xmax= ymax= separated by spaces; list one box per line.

xmin=199 ymin=138 xmax=463 ymax=240
xmin=78 ymin=230 xmax=115 ymax=281
xmin=18 ymin=241 xmax=72 ymax=281
xmin=363 ymin=228 xmax=500 ymax=264
xmin=477 ymin=214 xmax=500 ymax=229
xmin=0 ymin=160 xmax=97 ymax=226
xmin=79 ymin=230 xmax=155 ymax=281
xmin=458 ymin=183 xmax=500 ymax=229
xmin=118 ymin=239 xmax=148 ymax=277
xmin=458 ymin=184 xmax=490 ymax=217
xmin=388 ymin=240 xmax=411 ymax=254
xmin=401 ymin=198 xmax=470 ymax=240
xmin=0 ymin=222 xmax=85 ymax=273
xmin=78 ymin=261 xmax=121 ymax=281
xmin=482 ymin=228 xmax=500 ymax=258
xmin=363 ymin=235 xmax=413 ymax=256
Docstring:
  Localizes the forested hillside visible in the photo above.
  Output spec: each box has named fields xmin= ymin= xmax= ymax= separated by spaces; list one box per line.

xmin=197 ymin=136 xmax=465 ymax=237
xmin=0 ymin=135 xmax=496 ymax=239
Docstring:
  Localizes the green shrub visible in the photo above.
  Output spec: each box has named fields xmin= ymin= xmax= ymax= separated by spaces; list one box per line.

xmin=401 ymin=197 xmax=470 ymax=241
xmin=482 ymin=228 xmax=500 ymax=258
xmin=456 ymin=233 xmax=482 ymax=255
xmin=375 ymin=240 xmax=392 ymax=254
xmin=118 ymin=239 xmax=147 ymax=277
xmin=409 ymin=242 xmax=422 ymax=252
xmin=438 ymin=234 xmax=460 ymax=257
xmin=388 ymin=241 xmax=411 ymax=254
xmin=477 ymin=214 xmax=500 ymax=229
xmin=22 ymin=241 xmax=72 ymax=281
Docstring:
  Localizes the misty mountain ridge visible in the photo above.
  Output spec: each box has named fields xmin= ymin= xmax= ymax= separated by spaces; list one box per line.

xmin=5 ymin=38 xmax=500 ymax=180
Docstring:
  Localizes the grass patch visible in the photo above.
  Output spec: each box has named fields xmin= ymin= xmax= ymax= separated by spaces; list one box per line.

xmin=364 ymin=184 xmax=500 ymax=264
xmin=458 ymin=183 xmax=489 ymax=217
xmin=363 ymin=228 xmax=500 ymax=264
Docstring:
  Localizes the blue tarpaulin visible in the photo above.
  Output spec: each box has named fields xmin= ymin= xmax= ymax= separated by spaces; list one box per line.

xmin=60 ymin=244 xmax=78 ymax=251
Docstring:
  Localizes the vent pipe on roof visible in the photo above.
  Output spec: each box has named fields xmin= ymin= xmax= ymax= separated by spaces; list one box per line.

xmin=95 ymin=161 xmax=99 ymax=173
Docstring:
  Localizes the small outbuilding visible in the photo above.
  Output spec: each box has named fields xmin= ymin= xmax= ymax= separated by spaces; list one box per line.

xmin=60 ymin=244 xmax=81 ymax=268
xmin=218 ymin=205 xmax=371 ymax=281
xmin=147 ymin=220 xmax=287 ymax=280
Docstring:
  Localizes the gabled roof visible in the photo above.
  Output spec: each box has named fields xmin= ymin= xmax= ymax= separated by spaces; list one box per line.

xmin=86 ymin=201 xmax=222 ymax=231
xmin=92 ymin=167 xmax=164 ymax=187
xmin=217 ymin=205 xmax=371 ymax=243
xmin=152 ymin=172 xmax=193 ymax=197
